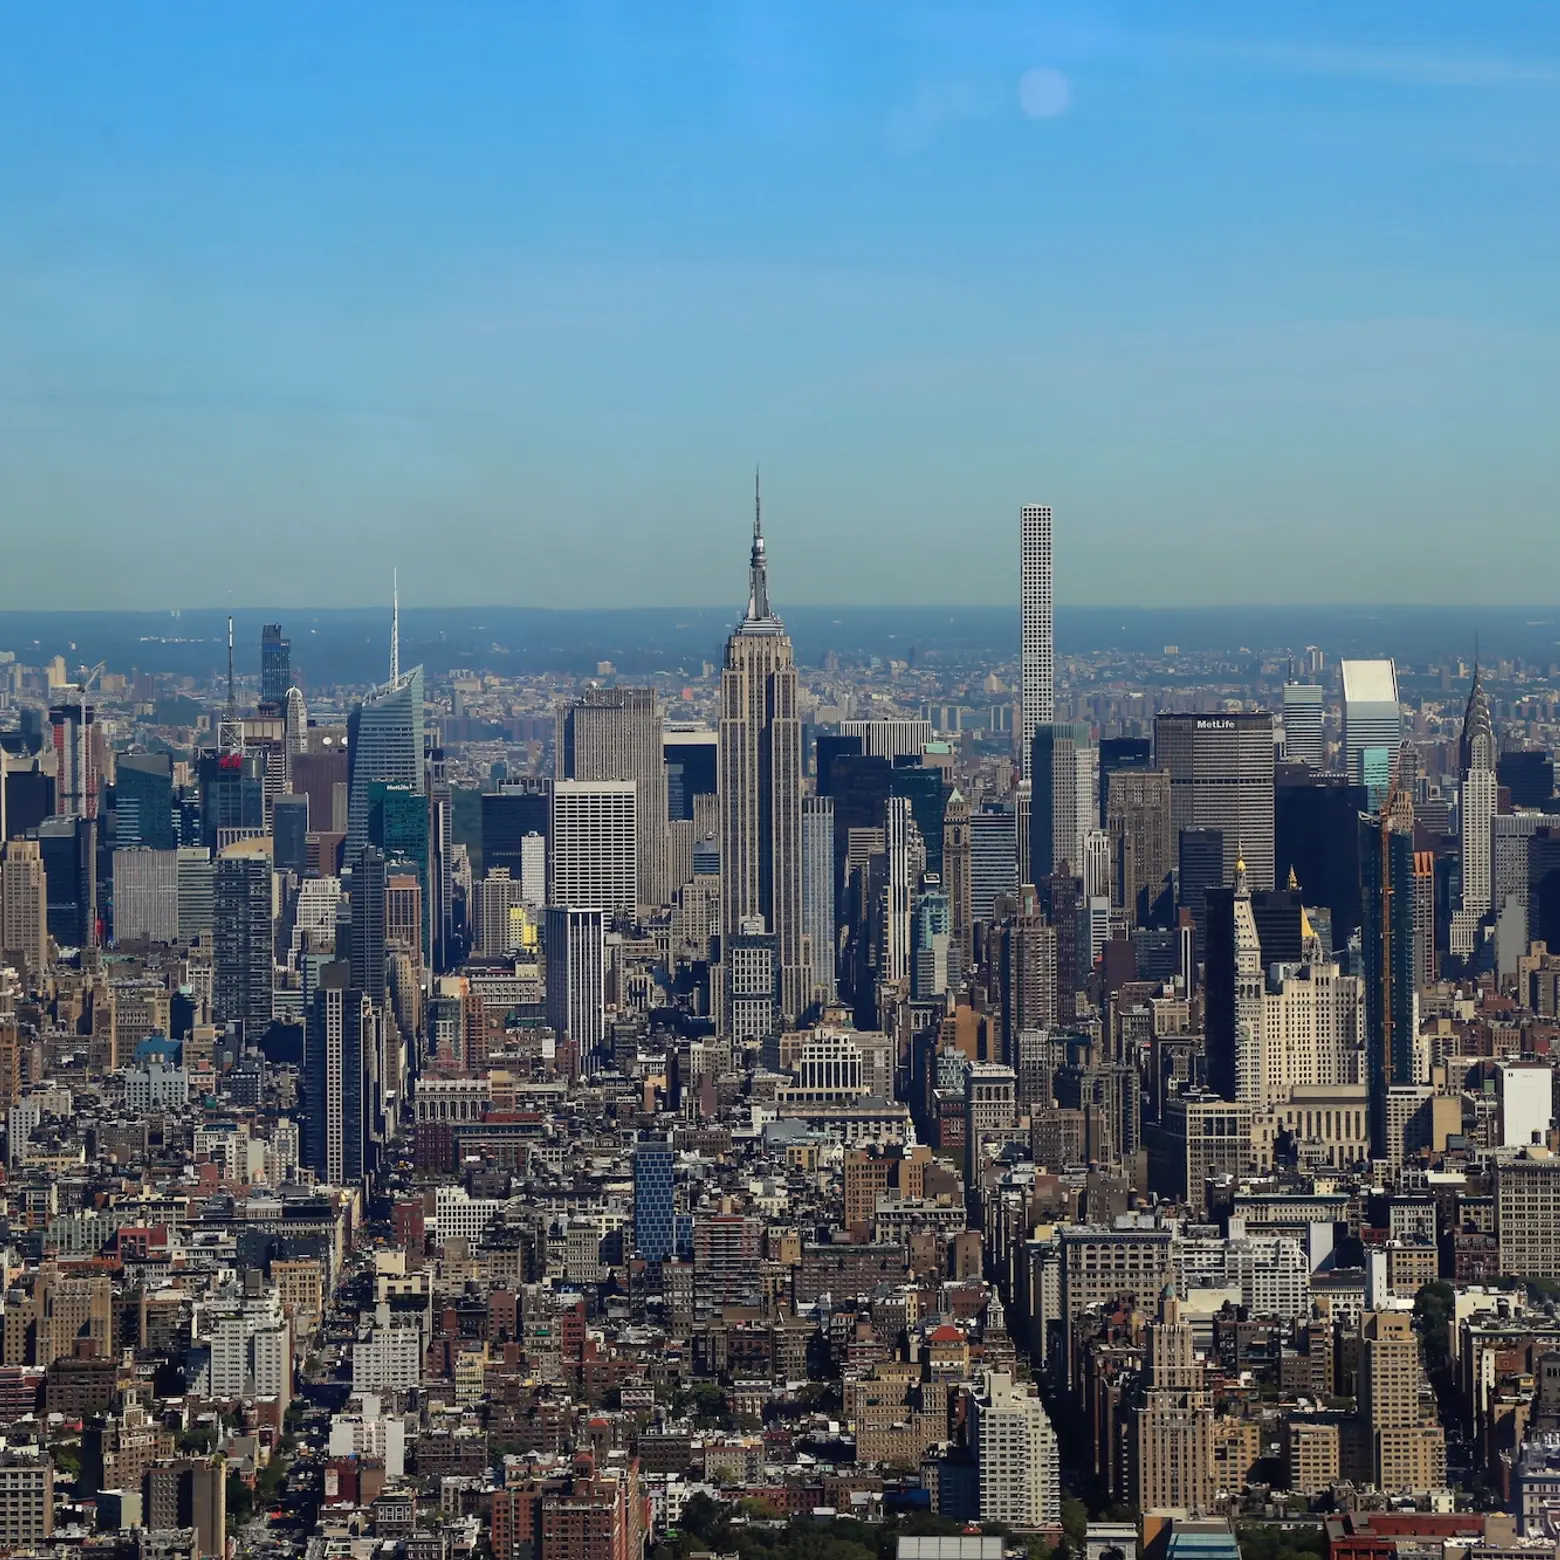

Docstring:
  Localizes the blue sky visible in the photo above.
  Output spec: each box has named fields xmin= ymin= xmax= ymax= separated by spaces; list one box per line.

xmin=2 ymin=2 xmax=1558 ymax=610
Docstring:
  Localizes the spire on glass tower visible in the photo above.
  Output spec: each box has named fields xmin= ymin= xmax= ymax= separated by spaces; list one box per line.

xmin=741 ymin=468 xmax=782 ymax=633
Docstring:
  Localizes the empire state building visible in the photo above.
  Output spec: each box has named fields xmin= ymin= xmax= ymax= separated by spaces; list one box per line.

xmin=720 ymin=480 xmax=806 ymax=1028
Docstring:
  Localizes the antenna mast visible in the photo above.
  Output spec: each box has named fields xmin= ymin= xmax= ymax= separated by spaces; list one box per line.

xmin=220 ymin=613 xmax=244 ymax=755
xmin=391 ymin=568 xmax=400 ymax=684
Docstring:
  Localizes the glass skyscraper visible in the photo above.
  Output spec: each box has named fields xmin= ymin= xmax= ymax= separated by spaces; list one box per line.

xmin=346 ymin=666 xmax=425 ymax=864
xmin=633 ymin=1134 xmax=675 ymax=1263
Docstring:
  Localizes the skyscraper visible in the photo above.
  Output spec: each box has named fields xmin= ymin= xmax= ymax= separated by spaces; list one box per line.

xmin=1106 ymin=768 xmax=1171 ymax=927
xmin=0 ymin=840 xmax=48 ymax=969
xmin=943 ymin=788 xmax=973 ymax=973
xmin=882 ymin=796 xmax=916 ymax=986
xmin=557 ymin=686 xmax=670 ymax=910
xmin=303 ymin=964 xmax=374 ymax=1188
xmin=349 ymin=844 xmax=387 ymax=1003
xmin=36 ymin=814 xmax=96 ymax=949
xmin=114 ymin=753 xmax=177 ymax=850
xmin=549 ymin=781 xmax=637 ymax=914
xmin=49 ymin=701 xmax=98 ymax=818
xmin=544 ymin=906 xmax=606 ymax=1065
xmin=213 ymin=837 xmax=274 ymax=1038
xmin=1341 ymin=660 xmax=1402 ymax=805
xmin=1282 ymin=680 xmax=1325 ymax=770
xmin=970 ymin=1367 xmax=1061 ymax=1527
xmin=346 ymin=666 xmax=425 ymax=865
xmin=1155 ymin=712 xmax=1276 ymax=890
xmin=1362 ymin=789 xmax=1419 ymax=1158
xmin=260 ymin=623 xmax=291 ymax=713
xmin=1020 ymin=504 xmax=1054 ymax=778
xmin=719 ymin=484 xmax=805 ymax=1025
xmin=1457 ymin=663 xmax=1497 ymax=934
xmin=1134 ymin=1284 xmax=1216 ymax=1515
xmin=801 ymin=795 xmax=836 ymax=1007
xmin=1029 ymin=721 xmax=1097 ymax=884
xmin=633 ymin=1134 xmax=675 ymax=1264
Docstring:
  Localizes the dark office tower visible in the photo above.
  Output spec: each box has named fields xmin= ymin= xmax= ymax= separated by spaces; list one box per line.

xmin=1274 ymin=764 xmax=1368 ymax=953
xmin=1529 ymin=830 xmax=1560 ymax=954
xmin=349 ymin=845 xmax=388 ymax=1004
xmin=1030 ymin=722 xmax=1096 ymax=886
xmin=827 ymin=753 xmax=892 ymax=918
xmin=429 ymin=784 xmax=455 ymax=972
xmin=634 ymin=1134 xmax=675 ymax=1263
xmin=291 ymin=749 xmax=348 ymax=837
xmin=1155 ymin=712 xmax=1276 ymax=890
xmin=212 ymin=839 xmax=274 ymax=1038
xmin=969 ymin=805 xmax=1020 ymax=926
xmin=891 ymin=761 xmax=945 ymax=877
xmin=801 ymin=796 xmax=837 ymax=1006
xmin=1099 ymin=737 xmax=1153 ymax=820
xmin=557 ymin=685 xmax=670 ymax=909
xmin=1041 ymin=870 xmax=1083 ymax=1022
xmin=995 ymin=890 xmax=1057 ymax=1065
xmin=1178 ymin=827 xmax=1225 ymax=953
xmin=944 ymin=789 xmax=973 ymax=973
xmin=369 ymin=780 xmax=428 ymax=883
xmin=4 ymin=765 xmax=54 ymax=841
xmin=1502 ymin=750 xmax=1556 ymax=810
xmin=36 ymin=815 xmax=96 ymax=948
xmin=197 ymin=751 xmax=265 ymax=849
xmin=1361 ymin=792 xmax=1418 ymax=1158
xmin=144 ymin=1458 xmax=226 ymax=1560
xmin=346 ymin=665 xmax=425 ymax=864
xmin=663 ymin=727 xmax=718 ymax=821
xmin=482 ymin=785 xmax=550 ymax=876
xmin=1107 ymin=769 xmax=1172 ymax=928
xmin=114 ymin=753 xmax=177 ymax=850
xmin=259 ymin=623 xmax=291 ymax=713
xmin=816 ymin=733 xmax=864 ymax=799
xmin=272 ymin=794 xmax=309 ymax=876
xmin=1204 ymin=876 xmax=1305 ymax=1099
xmin=304 ymin=964 xmax=372 ymax=1188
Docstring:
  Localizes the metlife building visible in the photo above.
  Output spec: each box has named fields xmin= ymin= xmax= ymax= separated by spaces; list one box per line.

xmin=1154 ymin=711 xmax=1277 ymax=891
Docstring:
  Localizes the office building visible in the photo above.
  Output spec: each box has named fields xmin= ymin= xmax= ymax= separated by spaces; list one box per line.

xmin=346 ymin=665 xmax=425 ymax=864
xmin=719 ymin=491 xmax=806 ymax=1024
xmin=213 ymin=837 xmax=274 ymax=1037
xmin=473 ymin=870 xmax=530 ymax=958
xmin=1500 ymin=750 xmax=1556 ymax=810
xmin=259 ymin=623 xmax=291 ymax=712
xmin=943 ymin=789 xmax=972 ymax=972
xmin=727 ymin=918 xmax=778 ymax=1044
xmin=37 ymin=814 xmax=96 ymax=949
xmin=969 ymin=806 xmax=1018 ymax=925
xmin=882 ymin=796 xmax=916 ymax=986
xmin=114 ymin=753 xmax=176 ymax=850
xmin=1498 ymin=1061 xmax=1553 ymax=1150
xmin=1458 ymin=665 xmax=1497 ymax=928
xmin=1341 ymin=660 xmax=1401 ymax=804
xmin=633 ymin=1134 xmax=675 ymax=1264
xmin=1361 ymin=791 xmax=1419 ymax=1158
xmin=557 ymin=685 xmax=670 ymax=910
xmin=1177 ymin=826 xmax=1225 ymax=952
xmin=349 ymin=844 xmax=387 ymax=1002
xmin=1498 ymin=1153 xmax=1560 ymax=1279
xmin=483 ymin=784 xmax=549 ymax=877
xmin=303 ymin=965 xmax=374 ymax=1188
xmin=970 ymin=1367 xmax=1060 ymax=1526
xmin=663 ymin=726 xmax=718 ymax=820
xmin=272 ymin=793 xmax=309 ymax=876
xmin=1106 ymin=769 xmax=1170 ymax=927
xmin=1098 ymin=736 xmax=1151 ymax=819
xmin=994 ymin=896 xmax=1057 ymax=1064
xmin=801 ymin=796 xmax=837 ymax=1006
xmin=839 ymin=718 xmax=933 ymax=762
xmin=1282 ymin=681 xmax=1325 ymax=770
xmin=1020 ymin=504 xmax=1054 ymax=777
xmin=197 ymin=748 xmax=265 ymax=849
xmin=1155 ymin=712 xmax=1276 ymax=890
xmin=1531 ymin=830 xmax=1560 ymax=954
xmin=144 ymin=1457 xmax=226 ymax=1559
xmin=1029 ymin=722 xmax=1097 ymax=884
xmin=1135 ymin=1284 xmax=1216 ymax=1516
xmin=112 ymin=847 xmax=179 ymax=944
xmin=177 ymin=846 xmax=215 ymax=943
xmin=891 ymin=763 xmax=945 ymax=877
xmin=1275 ymin=766 xmax=1367 ymax=951
xmin=544 ymin=906 xmax=606 ymax=1063
xmin=0 ymin=840 xmax=48 ymax=968
xmin=912 ymin=886 xmax=952 ymax=1000
xmin=550 ymin=781 xmax=637 ymax=915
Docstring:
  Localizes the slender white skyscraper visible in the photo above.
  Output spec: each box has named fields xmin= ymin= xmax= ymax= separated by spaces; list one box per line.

xmin=1453 ymin=662 xmax=1496 ymax=962
xmin=801 ymin=796 xmax=836 ymax=1007
xmin=1020 ymin=504 xmax=1054 ymax=778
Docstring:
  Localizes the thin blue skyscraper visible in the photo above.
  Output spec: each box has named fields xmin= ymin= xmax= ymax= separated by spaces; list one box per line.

xmin=634 ymin=1134 xmax=675 ymax=1263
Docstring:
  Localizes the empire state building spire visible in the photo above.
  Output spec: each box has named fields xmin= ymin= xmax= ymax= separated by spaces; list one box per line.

xmin=742 ymin=468 xmax=782 ymax=633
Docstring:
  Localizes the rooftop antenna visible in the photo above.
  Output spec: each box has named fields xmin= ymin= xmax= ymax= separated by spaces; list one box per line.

xmin=391 ymin=567 xmax=400 ymax=684
xmin=226 ymin=613 xmax=236 ymax=724
xmin=220 ymin=610 xmax=243 ymax=756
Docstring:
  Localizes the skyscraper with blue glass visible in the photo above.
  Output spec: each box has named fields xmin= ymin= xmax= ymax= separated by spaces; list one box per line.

xmin=634 ymin=1134 xmax=675 ymax=1264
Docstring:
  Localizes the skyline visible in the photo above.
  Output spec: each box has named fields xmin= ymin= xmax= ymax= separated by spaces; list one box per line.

xmin=5 ymin=3 xmax=1560 ymax=608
